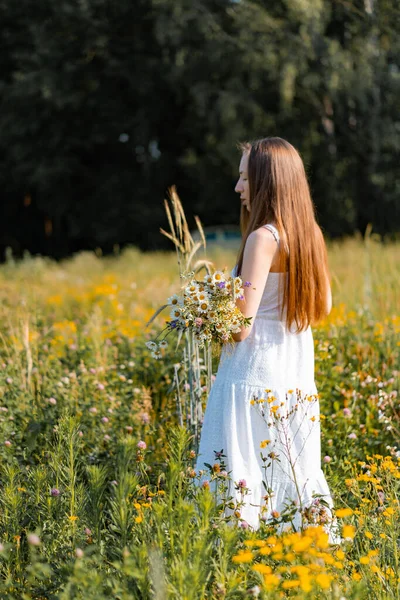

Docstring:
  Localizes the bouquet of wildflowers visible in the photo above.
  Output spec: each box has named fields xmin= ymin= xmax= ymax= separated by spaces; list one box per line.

xmin=146 ymin=269 xmax=252 ymax=358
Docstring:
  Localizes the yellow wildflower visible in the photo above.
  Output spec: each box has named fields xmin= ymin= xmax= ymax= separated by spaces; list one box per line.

xmin=342 ymin=525 xmax=355 ymax=539
xmin=383 ymin=507 xmax=395 ymax=516
xmin=335 ymin=549 xmax=345 ymax=560
xmin=263 ymin=573 xmax=280 ymax=589
xmin=315 ymin=573 xmax=333 ymax=589
xmin=244 ymin=540 xmax=266 ymax=548
xmin=282 ymin=580 xmax=300 ymax=589
xmin=335 ymin=508 xmax=353 ymax=518
xmin=232 ymin=551 xmax=253 ymax=564
xmin=252 ymin=564 xmax=272 ymax=574
xmin=292 ymin=537 xmax=312 ymax=552
xmin=300 ymin=576 xmax=312 ymax=592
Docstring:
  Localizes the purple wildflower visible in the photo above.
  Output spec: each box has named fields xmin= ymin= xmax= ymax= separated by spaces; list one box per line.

xmin=140 ymin=412 xmax=150 ymax=424
xmin=244 ymin=281 xmax=252 ymax=287
xmin=217 ymin=281 xmax=226 ymax=289
xmin=27 ymin=534 xmax=41 ymax=546
xmin=50 ymin=488 xmax=61 ymax=497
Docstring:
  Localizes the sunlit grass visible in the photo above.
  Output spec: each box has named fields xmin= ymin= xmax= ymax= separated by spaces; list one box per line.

xmin=0 ymin=236 xmax=398 ymax=598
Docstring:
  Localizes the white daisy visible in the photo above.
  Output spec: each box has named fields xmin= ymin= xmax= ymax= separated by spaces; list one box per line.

xmin=170 ymin=307 xmax=183 ymax=319
xmin=197 ymin=291 xmax=209 ymax=303
xmin=145 ymin=341 xmax=157 ymax=350
xmin=167 ymin=294 xmax=183 ymax=306
xmin=212 ymin=271 xmax=225 ymax=284
xmin=198 ymin=300 xmax=209 ymax=313
xmin=185 ymin=281 xmax=199 ymax=296
xmin=151 ymin=350 xmax=162 ymax=360
xmin=158 ymin=340 xmax=168 ymax=349
xmin=203 ymin=274 xmax=213 ymax=285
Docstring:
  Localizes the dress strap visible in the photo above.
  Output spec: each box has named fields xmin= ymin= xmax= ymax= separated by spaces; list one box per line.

xmin=263 ymin=224 xmax=280 ymax=245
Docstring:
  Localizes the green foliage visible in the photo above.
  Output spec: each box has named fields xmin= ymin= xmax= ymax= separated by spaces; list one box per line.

xmin=0 ymin=242 xmax=398 ymax=596
xmin=0 ymin=0 xmax=399 ymax=259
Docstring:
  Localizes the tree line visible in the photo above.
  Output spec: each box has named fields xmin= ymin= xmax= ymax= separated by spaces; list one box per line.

xmin=0 ymin=0 xmax=399 ymax=259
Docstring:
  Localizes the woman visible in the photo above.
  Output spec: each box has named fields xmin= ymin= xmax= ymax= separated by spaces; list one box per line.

xmin=195 ymin=137 xmax=336 ymax=535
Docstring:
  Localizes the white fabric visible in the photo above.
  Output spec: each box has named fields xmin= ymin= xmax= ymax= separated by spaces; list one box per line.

xmin=195 ymin=224 xmax=336 ymax=534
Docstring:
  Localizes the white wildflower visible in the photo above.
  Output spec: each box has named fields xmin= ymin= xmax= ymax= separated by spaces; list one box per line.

xmin=198 ymin=300 xmax=209 ymax=313
xmin=185 ymin=282 xmax=199 ymax=296
xmin=212 ymin=271 xmax=225 ymax=284
xmin=167 ymin=294 xmax=183 ymax=306
xmin=145 ymin=341 xmax=157 ymax=350
xmin=170 ymin=306 xmax=183 ymax=319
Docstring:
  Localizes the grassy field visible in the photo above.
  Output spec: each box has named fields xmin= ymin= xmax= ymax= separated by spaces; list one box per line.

xmin=0 ymin=234 xmax=399 ymax=599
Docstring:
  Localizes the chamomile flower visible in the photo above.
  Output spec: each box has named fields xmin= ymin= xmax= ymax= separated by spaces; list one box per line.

xmin=158 ymin=340 xmax=168 ymax=349
xmin=233 ymin=277 xmax=243 ymax=290
xmin=198 ymin=300 xmax=209 ymax=313
xmin=203 ymin=274 xmax=213 ymax=285
xmin=197 ymin=291 xmax=209 ymax=303
xmin=212 ymin=271 xmax=225 ymax=284
xmin=145 ymin=341 xmax=157 ymax=350
xmin=185 ymin=282 xmax=199 ymax=296
xmin=151 ymin=350 xmax=162 ymax=360
xmin=170 ymin=307 xmax=183 ymax=319
xmin=167 ymin=294 xmax=183 ymax=306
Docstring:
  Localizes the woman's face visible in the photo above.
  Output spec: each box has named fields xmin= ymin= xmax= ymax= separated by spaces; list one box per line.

xmin=234 ymin=152 xmax=250 ymax=212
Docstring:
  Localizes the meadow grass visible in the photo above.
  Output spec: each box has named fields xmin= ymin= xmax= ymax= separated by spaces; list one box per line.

xmin=0 ymin=235 xmax=398 ymax=599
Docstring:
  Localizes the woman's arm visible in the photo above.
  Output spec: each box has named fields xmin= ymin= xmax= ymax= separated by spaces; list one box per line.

xmin=314 ymin=222 xmax=332 ymax=316
xmin=325 ymin=270 xmax=332 ymax=315
xmin=232 ymin=228 xmax=278 ymax=342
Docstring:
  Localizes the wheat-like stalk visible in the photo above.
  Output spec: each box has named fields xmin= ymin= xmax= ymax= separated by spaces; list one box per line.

xmin=160 ymin=186 xmax=209 ymax=276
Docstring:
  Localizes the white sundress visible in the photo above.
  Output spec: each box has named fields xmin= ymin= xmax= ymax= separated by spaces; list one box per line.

xmin=195 ymin=223 xmax=337 ymax=536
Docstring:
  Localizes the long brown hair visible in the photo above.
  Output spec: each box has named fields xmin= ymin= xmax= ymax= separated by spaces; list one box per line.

xmin=236 ymin=137 xmax=330 ymax=332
